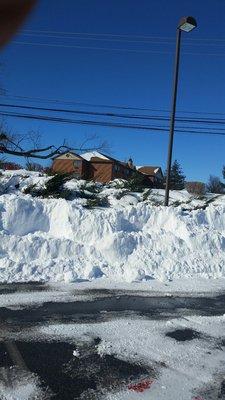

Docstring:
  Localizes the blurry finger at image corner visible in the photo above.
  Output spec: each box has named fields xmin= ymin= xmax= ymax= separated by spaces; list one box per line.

xmin=0 ymin=0 xmax=36 ymax=48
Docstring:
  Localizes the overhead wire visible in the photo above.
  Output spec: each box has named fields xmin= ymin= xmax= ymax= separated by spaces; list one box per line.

xmin=17 ymin=32 xmax=225 ymax=47
xmin=11 ymin=40 xmax=225 ymax=57
xmin=1 ymin=109 xmax=225 ymax=137
xmin=0 ymin=102 xmax=225 ymax=126
xmin=4 ymin=94 xmax=225 ymax=117
xmin=21 ymin=29 xmax=225 ymax=43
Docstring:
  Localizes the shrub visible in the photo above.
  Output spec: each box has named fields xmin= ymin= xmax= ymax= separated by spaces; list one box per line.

xmin=44 ymin=167 xmax=54 ymax=176
xmin=26 ymin=162 xmax=44 ymax=172
xmin=142 ymin=188 xmax=152 ymax=201
xmin=110 ymin=175 xmax=150 ymax=192
xmin=125 ymin=171 xmax=147 ymax=192
xmin=186 ymin=181 xmax=206 ymax=196
xmin=109 ymin=179 xmax=128 ymax=190
xmin=76 ymin=190 xmax=98 ymax=200
xmin=172 ymin=200 xmax=182 ymax=207
xmin=182 ymin=195 xmax=221 ymax=212
xmin=114 ymin=190 xmax=129 ymax=200
xmin=24 ymin=173 xmax=73 ymax=199
xmin=23 ymin=184 xmax=38 ymax=196
xmin=79 ymin=181 xmax=101 ymax=194
xmin=149 ymin=196 xmax=163 ymax=206
xmin=84 ymin=196 xmax=109 ymax=208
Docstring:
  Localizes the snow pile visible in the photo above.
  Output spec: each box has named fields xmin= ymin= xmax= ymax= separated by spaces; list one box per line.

xmin=0 ymin=169 xmax=50 ymax=195
xmin=0 ymin=170 xmax=225 ymax=283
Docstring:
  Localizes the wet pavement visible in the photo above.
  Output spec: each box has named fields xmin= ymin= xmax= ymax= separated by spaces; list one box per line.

xmin=1 ymin=290 xmax=225 ymax=327
xmin=0 ymin=340 xmax=153 ymax=399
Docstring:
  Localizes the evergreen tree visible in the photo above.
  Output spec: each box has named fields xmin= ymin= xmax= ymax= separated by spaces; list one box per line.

xmin=165 ymin=160 xmax=186 ymax=190
xmin=127 ymin=170 xmax=147 ymax=192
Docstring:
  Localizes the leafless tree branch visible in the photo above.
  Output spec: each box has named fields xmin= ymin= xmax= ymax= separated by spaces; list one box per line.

xmin=0 ymin=131 xmax=110 ymax=160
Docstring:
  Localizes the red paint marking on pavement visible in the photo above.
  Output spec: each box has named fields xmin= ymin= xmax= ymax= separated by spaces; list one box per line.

xmin=192 ymin=397 xmax=205 ymax=400
xmin=128 ymin=379 xmax=154 ymax=393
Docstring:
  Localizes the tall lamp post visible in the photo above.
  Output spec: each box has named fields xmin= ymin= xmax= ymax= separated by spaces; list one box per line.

xmin=164 ymin=16 xmax=197 ymax=206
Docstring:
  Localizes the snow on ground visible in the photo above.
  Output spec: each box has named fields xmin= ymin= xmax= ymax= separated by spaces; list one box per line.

xmin=0 ymin=288 xmax=92 ymax=309
xmin=0 ymin=276 xmax=224 ymax=314
xmin=0 ymin=367 xmax=47 ymax=400
xmin=11 ymin=313 xmax=224 ymax=400
xmin=0 ymin=170 xmax=225 ymax=284
xmin=1 ymin=277 xmax=225 ymax=311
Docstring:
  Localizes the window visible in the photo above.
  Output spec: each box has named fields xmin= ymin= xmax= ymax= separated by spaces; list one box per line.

xmin=73 ymin=160 xmax=81 ymax=168
xmin=113 ymin=164 xmax=120 ymax=173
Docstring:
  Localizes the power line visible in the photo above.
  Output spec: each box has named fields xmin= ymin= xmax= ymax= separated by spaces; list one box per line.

xmin=19 ymin=32 xmax=178 ymax=46
xmin=1 ymin=109 xmax=225 ymax=136
xmin=5 ymin=94 xmax=225 ymax=117
xmin=12 ymin=41 xmax=175 ymax=54
xmin=1 ymin=102 xmax=225 ymax=126
xmin=18 ymin=32 xmax=225 ymax=47
xmin=20 ymin=29 xmax=180 ymax=41
xmin=11 ymin=41 xmax=225 ymax=57
xmin=21 ymin=29 xmax=225 ymax=43
xmin=6 ymin=94 xmax=172 ymax=113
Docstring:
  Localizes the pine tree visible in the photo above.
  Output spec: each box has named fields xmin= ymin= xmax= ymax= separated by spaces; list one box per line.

xmin=165 ymin=160 xmax=186 ymax=190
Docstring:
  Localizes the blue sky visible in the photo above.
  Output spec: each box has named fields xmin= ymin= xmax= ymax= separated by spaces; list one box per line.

xmin=1 ymin=0 xmax=225 ymax=181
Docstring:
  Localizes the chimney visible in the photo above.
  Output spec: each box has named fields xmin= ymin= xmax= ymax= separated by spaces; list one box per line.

xmin=127 ymin=157 xmax=134 ymax=169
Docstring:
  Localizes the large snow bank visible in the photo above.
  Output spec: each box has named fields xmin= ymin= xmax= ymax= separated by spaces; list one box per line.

xmin=0 ymin=170 xmax=225 ymax=283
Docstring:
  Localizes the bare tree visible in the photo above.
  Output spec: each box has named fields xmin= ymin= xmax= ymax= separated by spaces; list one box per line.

xmin=0 ymin=130 xmax=109 ymax=160
xmin=186 ymin=181 xmax=206 ymax=196
xmin=25 ymin=161 xmax=44 ymax=172
xmin=207 ymin=175 xmax=224 ymax=194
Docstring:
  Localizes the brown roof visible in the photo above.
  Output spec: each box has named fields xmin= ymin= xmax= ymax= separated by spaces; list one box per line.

xmin=88 ymin=157 xmax=112 ymax=163
xmin=86 ymin=153 xmax=134 ymax=170
xmin=138 ymin=166 xmax=162 ymax=176
xmin=52 ymin=151 xmax=86 ymax=161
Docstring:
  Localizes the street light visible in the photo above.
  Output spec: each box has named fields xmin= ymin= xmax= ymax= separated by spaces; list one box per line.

xmin=164 ymin=16 xmax=197 ymax=206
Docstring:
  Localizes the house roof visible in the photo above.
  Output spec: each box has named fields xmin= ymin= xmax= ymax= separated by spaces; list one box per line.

xmin=52 ymin=151 xmax=85 ymax=160
xmin=81 ymin=151 xmax=110 ymax=161
xmin=81 ymin=151 xmax=131 ymax=168
xmin=137 ymin=166 xmax=163 ymax=177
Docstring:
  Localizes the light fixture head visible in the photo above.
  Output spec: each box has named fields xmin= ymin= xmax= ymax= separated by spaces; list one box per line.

xmin=179 ymin=16 xmax=197 ymax=32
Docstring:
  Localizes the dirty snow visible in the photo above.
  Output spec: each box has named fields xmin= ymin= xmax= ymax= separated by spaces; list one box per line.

xmin=0 ymin=170 xmax=225 ymax=284
xmin=3 ymin=312 xmax=224 ymax=399
xmin=31 ymin=314 xmax=225 ymax=400
xmin=0 ymin=367 xmax=47 ymax=400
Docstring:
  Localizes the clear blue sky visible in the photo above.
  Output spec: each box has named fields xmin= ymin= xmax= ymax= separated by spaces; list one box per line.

xmin=1 ymin=0 xmax=225 ymax=182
